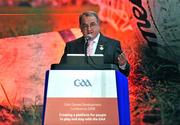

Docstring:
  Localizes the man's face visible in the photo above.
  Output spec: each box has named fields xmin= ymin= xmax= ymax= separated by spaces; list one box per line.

xmin=80 ymin=15 xmax=100 ymax=40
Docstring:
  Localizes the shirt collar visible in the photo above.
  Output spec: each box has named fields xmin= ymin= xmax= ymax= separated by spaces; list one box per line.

xmin=92 ymin=33 xmax=100 ymax=44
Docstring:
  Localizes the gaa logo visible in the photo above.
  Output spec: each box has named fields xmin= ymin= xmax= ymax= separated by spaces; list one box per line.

xmin=74 ymin=79 xmax=92 ymax=87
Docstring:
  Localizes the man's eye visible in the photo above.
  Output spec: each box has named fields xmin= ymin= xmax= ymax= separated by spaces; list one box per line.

xmin=82 ymin=25 xmax=88 ymax=28
xmin=90 ymin=23 xmax=96 ymax=26
xmin=83 ymin=25 xmax=88 ymax=28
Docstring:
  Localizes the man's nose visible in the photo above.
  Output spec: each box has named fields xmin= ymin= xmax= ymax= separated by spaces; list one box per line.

xmin=87 ymin=26 xmax=92 ymax=30
xmin=87 ymin=26 xmax=93 ymax=32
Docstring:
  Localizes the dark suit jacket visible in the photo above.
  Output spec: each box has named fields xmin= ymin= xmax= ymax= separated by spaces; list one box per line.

xmin=60 ymin=34 xmax=130 ymax=76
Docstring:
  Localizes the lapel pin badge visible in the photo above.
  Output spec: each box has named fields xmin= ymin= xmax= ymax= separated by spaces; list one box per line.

xmin=99 ymin=45 xmax=104 ymax=51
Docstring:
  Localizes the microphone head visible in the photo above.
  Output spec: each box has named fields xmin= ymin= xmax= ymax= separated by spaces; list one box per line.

xmin=85 ymin=34 xmax=92 ymax=41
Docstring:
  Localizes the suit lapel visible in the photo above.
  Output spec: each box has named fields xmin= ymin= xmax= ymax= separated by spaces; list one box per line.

xmin=76 ymin=37 xmax=86 ymax=53
xmin=95 ymin=34 xmax=107 ymax=54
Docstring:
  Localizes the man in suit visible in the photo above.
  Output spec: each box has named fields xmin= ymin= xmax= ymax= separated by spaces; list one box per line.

xmin=60 ymin=11 xmax=130 ymax=76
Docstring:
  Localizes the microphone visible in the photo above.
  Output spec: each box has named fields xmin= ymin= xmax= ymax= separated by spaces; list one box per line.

xmin=84 ymin=34 xmax=92 ymax=64
xmin=85 ymin=34 xmax=92 ymax=43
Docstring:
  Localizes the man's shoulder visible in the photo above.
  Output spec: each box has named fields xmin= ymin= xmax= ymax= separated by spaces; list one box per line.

xmin=101 ymin=34 xmax=120 ymax=44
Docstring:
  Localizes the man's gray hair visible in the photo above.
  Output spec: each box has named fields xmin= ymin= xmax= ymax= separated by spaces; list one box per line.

xmin=79 ymin=11 xmax=99 ymax=25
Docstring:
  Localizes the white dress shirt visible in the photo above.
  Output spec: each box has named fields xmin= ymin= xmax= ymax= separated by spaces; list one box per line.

xmin=88 ymin=33 xmax=100 ymax=54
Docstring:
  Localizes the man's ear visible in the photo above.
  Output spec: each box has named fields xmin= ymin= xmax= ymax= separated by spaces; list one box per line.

xmin=79 ymin=25 xmax=83 ymax=33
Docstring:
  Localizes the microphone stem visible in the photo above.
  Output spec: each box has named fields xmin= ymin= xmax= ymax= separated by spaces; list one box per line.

xmin=84 ymin=40 xmax=88 ymax=64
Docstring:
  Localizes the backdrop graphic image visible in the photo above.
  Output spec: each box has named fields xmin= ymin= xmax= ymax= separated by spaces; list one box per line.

xmin=0 ymin=0 xmax=180 ymax=125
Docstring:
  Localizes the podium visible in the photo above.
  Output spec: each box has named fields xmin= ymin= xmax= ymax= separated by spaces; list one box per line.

xmin=42 ymin=64 xmax=130 ymax=125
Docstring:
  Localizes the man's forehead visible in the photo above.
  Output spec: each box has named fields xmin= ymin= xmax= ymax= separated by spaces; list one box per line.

xmin=82 ymin=16 xmax=97 ymax=23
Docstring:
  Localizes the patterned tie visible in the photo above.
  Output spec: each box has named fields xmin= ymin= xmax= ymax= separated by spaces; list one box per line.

xmin=87 ymin=40 xmax=95 ymax=56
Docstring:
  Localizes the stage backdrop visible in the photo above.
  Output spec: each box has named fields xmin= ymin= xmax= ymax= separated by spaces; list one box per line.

xmin=0 ymin=0 xmax=180 ymax=125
